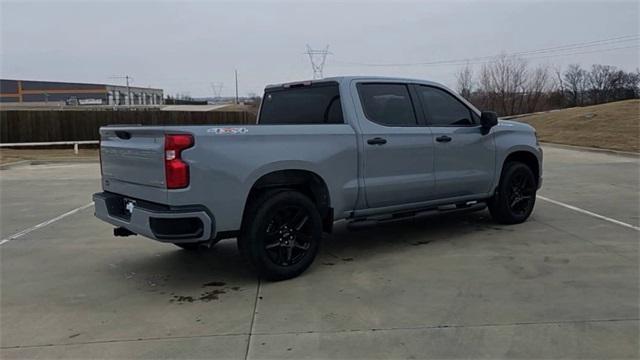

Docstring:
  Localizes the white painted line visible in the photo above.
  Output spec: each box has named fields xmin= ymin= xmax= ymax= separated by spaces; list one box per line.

xmin=537 ymin=196 xmax=639 ymax=231
xmin=0 ymin=202 xmax=94 ymax=246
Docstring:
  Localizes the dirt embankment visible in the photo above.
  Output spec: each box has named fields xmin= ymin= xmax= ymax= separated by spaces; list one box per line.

xmin=516 ymin=99 xmax=639 ymax=153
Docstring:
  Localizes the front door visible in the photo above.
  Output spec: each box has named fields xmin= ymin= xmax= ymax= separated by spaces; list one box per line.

xmin=355 ymin=82 xmax=436 ymax=208
xmin=413 ymin=85 xmax=495 ymax=199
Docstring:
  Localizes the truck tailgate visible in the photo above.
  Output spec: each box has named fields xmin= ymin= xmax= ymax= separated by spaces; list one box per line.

xmin=100 ymin=127 xmax=168 ymax=203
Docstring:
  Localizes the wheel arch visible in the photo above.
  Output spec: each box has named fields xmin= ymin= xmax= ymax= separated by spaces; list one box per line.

xmin=500 ymin=150 xmax=541 ymax=187
xmin=243 ymin=169 xmax=333 ymax=232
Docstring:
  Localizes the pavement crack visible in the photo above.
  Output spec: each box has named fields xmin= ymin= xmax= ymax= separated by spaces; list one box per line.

xmin=535 ymin=218 xmax=636 ymax=262
xmin=248 ymin=317 xmax=640 ymax=337
xmin=0 ymin=332 xmax=248 ymax=350
xmin=244 ymin=277 xmax=261 ymax=360
xmin=3 ymin=318 xmax=637 ymax=350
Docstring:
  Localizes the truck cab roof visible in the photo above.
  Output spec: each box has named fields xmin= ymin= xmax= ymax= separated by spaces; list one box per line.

xmin=265 ymin=76 xmax=446 ymax=90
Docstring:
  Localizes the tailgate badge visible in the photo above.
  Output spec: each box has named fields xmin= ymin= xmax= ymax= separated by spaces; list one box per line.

xmin=207 ymin=127 xmax=248 ymax=135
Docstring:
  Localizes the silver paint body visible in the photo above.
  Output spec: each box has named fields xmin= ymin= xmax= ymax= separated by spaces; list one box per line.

xmin=94 ymin=76 xmax=542 ymax=242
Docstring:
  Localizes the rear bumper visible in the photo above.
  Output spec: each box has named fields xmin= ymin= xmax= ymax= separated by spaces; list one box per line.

xmin=93 ymin=192 xmax=215 ymax=243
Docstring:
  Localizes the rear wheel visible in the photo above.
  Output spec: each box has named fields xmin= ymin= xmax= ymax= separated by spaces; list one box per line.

xmin=238 ymin=190 xmax=322 ymax=281
xmin=489 ymin=161 xmax=537 ymax=224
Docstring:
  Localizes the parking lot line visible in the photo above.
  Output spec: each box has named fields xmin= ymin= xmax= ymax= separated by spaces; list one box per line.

xmin=0 ymin=202 xmax=94 ymax=246
xmin=537 ymin=195 xmax=639 ymax=231
xmin=1 ymin=196 xmax=636 ymax=247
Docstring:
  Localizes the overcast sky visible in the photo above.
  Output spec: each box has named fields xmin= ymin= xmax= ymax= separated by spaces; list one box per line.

xmin=1 ymin=0 xmax=638 ymax=97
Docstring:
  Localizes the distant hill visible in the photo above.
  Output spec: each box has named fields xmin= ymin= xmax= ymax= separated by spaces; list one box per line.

xmin=516 ymin=99 xmax=639 ymax=153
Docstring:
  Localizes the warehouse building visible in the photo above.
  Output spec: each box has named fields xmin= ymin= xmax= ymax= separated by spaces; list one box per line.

xmin=0 ymin=79 xmax=164 ymax=106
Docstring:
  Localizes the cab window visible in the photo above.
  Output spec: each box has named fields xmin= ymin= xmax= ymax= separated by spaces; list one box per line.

xmin=416 ymin=86 xmax=476 ymax=126
xmin=260 ymin=82 xmax=343 ymax=124
xmin=357 ymin=83 xmax=418 ymax=126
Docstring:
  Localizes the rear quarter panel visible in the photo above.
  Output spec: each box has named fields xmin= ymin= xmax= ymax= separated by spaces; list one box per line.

xmin=172 ymin=124 xmax=359 ymax=233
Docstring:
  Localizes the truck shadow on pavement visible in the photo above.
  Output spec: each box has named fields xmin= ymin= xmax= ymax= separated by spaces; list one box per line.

xmin=116 ymin=210 xmax=516 ymax=304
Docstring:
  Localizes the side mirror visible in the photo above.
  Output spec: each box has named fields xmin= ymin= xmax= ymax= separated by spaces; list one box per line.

xmin=480 ymin=111 xmax=498 ymax=133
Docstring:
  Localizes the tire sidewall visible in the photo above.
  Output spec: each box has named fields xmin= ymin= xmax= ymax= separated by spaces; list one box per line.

xmin=243 ymin=191 xmax=322 ymax=280
xmin=497 ymin=162 xmax=536 ymax=223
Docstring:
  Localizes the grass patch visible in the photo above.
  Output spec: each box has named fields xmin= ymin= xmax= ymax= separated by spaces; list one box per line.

xmin=517 ymin=99 xmax=639 ymax=152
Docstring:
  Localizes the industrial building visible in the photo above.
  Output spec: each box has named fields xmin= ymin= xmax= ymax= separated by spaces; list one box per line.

xmin=0 ymin=79 xmax=164 ymax=106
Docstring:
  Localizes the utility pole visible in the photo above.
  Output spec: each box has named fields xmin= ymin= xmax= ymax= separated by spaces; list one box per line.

xmin=110 ymin=75 xmax=133 ymax=105
xmin=305 ymin=45 xmax=331 ymax=79
xmin=234 ymin=70 xmax=239 ymax=104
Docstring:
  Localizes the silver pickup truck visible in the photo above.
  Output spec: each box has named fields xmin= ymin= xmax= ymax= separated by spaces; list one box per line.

xmin=94 ymin=76 xmax=542 ymax=280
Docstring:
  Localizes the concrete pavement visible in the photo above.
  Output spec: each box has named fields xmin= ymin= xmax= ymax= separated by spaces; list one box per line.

xmin=1 ymin=146 xmax=638 ymax=359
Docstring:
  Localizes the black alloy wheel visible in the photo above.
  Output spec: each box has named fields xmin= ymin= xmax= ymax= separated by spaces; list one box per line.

xmin=489 ymin=161 xmax=537 ymax=224
xmin=238 ymin=190 xmax=322 ymax=280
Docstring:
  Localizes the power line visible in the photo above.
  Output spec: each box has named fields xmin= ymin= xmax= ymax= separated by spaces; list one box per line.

xmin=333 ymin=34 xmax=639 ymax=67
xmin=509 ymin=35 xmax=638 ymax=56
xmin=409 ymin=45 xmax=640 ymax=68
xmin=444 ymin=45 xmax=640 ymax=65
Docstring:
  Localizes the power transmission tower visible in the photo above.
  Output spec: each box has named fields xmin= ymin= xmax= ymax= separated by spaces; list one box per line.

xmin=305 ymin=45 xmax=331 ymax=79
xmin=210 ymin=82 xmax=224 ymax=101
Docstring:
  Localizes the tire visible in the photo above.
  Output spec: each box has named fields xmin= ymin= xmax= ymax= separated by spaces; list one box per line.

xmin=238 ymin=190 xmax=322 ymax=281
xmin=488 ymin=161 xmax=537 ymax=224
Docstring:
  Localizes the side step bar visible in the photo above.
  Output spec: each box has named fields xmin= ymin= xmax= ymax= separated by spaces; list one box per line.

xmin=347 ymin=202 xmax=487 ymax=230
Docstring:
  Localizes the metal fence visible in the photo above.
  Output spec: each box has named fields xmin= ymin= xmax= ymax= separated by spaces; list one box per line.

xmin=0 ymin=110 xmax=256 ymax=143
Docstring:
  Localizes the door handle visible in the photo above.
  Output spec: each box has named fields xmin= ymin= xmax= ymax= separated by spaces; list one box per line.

xmin=436 ymin=135 xmax=452 ymax=143
xmin=367 ymin=137 xmax=387 ymax=145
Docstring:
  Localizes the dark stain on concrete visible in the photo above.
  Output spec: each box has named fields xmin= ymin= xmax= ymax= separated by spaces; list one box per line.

xmin=170 ymin=295 xmax=195 ymax=303
xmin=170 ymin=288 xmax=227 ymax=303
xmin=342 ymin=258 xmax=354 ymax=262
xmin=544 ymin=256 xmax=570 ymax=264
xmin=412 ymin=240 xmax=431 ymax=246
xmin=203 ymin=281 xmax=226 ymax=287
xmin=199 ymin=289 xmax=226 ymax=301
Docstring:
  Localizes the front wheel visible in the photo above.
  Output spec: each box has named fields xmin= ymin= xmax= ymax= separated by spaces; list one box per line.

xmin=489 ymin=161 xmax=537 ymax=224
xmin=238 ymin=190 xmax=322 ymax=281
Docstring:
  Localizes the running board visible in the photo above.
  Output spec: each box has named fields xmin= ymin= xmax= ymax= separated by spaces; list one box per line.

xmin=347 ymin=202 xmax=486 ymax=230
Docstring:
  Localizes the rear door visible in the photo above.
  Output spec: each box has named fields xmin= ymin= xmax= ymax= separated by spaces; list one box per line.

xmin=354 ymin=82 xmax=436 ymax=208
xmin=413 ymin=85 xmax=495 ymax=199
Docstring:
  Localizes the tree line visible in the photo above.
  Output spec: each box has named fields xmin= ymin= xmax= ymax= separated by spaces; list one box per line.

xmin=455 ymin=55 xmax=640 ymax=116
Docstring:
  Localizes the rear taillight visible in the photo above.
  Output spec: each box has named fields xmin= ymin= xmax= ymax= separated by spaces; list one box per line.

xmin=165 ymin=134 xmax=194 ymax=189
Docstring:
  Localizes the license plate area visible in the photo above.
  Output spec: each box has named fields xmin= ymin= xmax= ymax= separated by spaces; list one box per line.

xmin=123 ymin=198 xmax=136 ymax=217
xmin=104 ymin=195 xmax=133 ymax=221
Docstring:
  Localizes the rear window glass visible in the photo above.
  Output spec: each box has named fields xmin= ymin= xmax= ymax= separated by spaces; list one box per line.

xmin=357 ymin=83 xmax=417 ymax=126
xmin=259 ymin=83 xmax=343 ymax=125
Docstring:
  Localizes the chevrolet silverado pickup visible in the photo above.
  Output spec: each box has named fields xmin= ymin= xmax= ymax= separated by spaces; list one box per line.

xmin=94 ymin=76 xmax=542 ymax=280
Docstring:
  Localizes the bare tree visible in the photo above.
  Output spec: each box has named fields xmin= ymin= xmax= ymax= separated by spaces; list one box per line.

xmin=455 ymin=63 xmax=474 ymax=100
xmin=476 ymin=54 xmax=528 ymax=115
xmin=553 ymin=65 xmax=565 ymax=101
xmin=523 ymin=64 xmax=552 ymax=113
xmin=466 ymin=61 xmax=639 ymax=114
xmin=563 ymin=64 xmax=587 ymax=106
xmin=588 ymin=64 xmax=619 ymax=104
